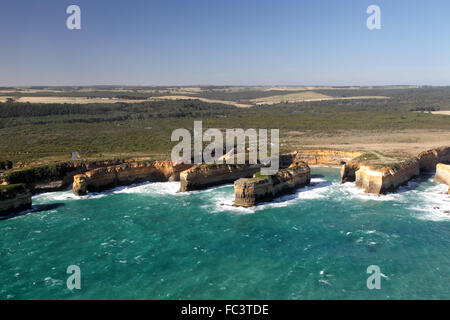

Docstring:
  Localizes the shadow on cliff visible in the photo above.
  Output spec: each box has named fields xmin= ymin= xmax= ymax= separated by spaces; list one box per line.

xmin=263 ymin=179 xmax=333 ymax=205
xmin=0 ymin=203 xmax=65 ymax=221
xmin=394 ymin=173 xmax=434 ymax=194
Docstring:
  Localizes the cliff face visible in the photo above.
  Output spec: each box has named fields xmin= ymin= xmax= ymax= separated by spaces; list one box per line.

xmin=281 ymin=149 xmax=363 ymax=167
xmin=233 ymin=162 xmax=311 ymax=207
xmin=6 ymin=158 xmax=154 ymax=194
xmin=435 ymin=163 xmax=450 ymax=194
xmin=179 ymin=164 xmax=261 ymax=192
xmin=341 ymin=162 xmax=361 ymax=183
xmin=0 ymin=184 xmax=32 ymax=217
xmin=73 ymin=161 xmax=191 ymax=195
xmin=418 ymin=147 xmax=450 ymax=172
xmin=355 ymin=158 xmax=420 ymax=194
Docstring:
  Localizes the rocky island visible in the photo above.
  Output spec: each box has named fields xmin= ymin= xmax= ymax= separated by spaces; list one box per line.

xmin=233 ymin=161 xmax=311 ymax=207
xmin=179 ymin=163 xmax=261 ymax=192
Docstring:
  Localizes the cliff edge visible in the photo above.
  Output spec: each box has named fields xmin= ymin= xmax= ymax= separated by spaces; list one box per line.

xmin=281 ymin=149 xmax=363 ymax=167
xmin=73 ymin=161 xmax=191 ymax=195
xmin=355 ymin=158 xmax=420 ymax=194
xmin=233 ymin=161 xmax=311 ymax=207
xmin=418 ymin=147 xmax=450 ymax=172
xmin=0 ymin=184 xmax=32 ymax=217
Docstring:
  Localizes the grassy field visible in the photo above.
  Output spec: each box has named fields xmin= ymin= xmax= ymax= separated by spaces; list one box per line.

xmin=0 ymin=86 xmax=449 ymax=167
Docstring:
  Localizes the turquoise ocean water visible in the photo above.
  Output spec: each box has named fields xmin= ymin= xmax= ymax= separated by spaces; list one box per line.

xmin=1 ymin=167 xmax=449 ymax=299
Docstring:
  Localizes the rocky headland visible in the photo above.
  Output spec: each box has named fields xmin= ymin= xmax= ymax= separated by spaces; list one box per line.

xmin=0 ymin=184 xmax=32 ymax=217
xmin=233 ymin=161 xmax=311 ymax=207
xmin=73 ymin=160 xmax=192 ymax=195
xmin=355 ymin=158 xmax=420 ymax=194
xmin=418 ymin=147 xmax=450 ymax=172
xmin=347 ymin=147 xmax=450 ymax=195
xmin=3 ymin=158 xmax=155 ymax=194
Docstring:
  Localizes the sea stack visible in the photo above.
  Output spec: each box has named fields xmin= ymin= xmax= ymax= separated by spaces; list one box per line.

xmin=179 ymin=163 xmax=261 ymax=192
xmin=233 ymin=161 xmax=311 ymax=207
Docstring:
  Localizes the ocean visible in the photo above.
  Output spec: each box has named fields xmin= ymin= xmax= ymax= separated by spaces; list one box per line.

xmin=1 ymin=167 xmax=449 ymax=299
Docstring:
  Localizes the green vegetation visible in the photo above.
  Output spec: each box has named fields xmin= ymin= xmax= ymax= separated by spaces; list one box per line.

xmin=1 ymin=86 xmax=449 ymax=164
xmin=7 ymin=164 xmax=68 ymax=185
xmin=372 ymin=157 xmax=418 ymax=170
xmin=352 ymin=153 xmax=380 ymax=162
xmin=250 ymin=171 xmax=270 ymax=181
xmin=250 ymin=163 xmax=306 ymax=182
xmin=410 ymin=106 xmax=440 ymax=112
xmin=0 ymin=160 xmax=13 ymax=170
xmin=0 ymin=183 xmax=27 ymax=200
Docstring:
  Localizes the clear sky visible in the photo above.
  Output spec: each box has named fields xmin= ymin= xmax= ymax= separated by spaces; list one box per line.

xmin=1 ymin=0 xmax=449 ymax=86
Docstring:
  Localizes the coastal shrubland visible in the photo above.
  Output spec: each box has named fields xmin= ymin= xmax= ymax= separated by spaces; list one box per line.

xmin=0 ymin=86 xmax=449 ymax=164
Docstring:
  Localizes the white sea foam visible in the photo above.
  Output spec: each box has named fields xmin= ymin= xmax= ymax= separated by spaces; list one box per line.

xmin=29 ymin=170 xmax=450 ymax=222
xmin=207 ymin=178 xmax=333 ymax=214
xmin=339 ymin=182 xmax=398 ymax=202
xmin=33 ymin=190 xmax=106 ymax=202
xmin=113 ymin=181 xmax=181 ymax=195
xmin=43 ymin=277 xmax=63 ymax=286
xmin=408 ymin=182 xmax=450 ymax=221
xmin=33 ymin=181 xmax=184 ymax=203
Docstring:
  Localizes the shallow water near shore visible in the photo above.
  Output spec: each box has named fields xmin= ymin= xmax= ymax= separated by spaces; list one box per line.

xmin=1 ymin=167 xmax=449 ymax=299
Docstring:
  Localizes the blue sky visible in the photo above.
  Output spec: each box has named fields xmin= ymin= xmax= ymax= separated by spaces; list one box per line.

xmin=1 ymin=0 xmax=449 ymax=86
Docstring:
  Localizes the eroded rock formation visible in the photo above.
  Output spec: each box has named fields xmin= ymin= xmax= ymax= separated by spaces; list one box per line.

xmin=418 ymin=147 xmax=450 ymax=172
xmin=179 ymin=163 xmax=261 ymax=192
xmin=233 ymin=162 xmax=311 ymax=207
xmin=5 ymin=158 xmax=155 ymax=194
xmin=341 ymin=162 xmax=361 ymax=183
xmin=355 ymin=158 xmax=420 ymax=194
xmin=73 ymin=161 xmax=192 ymax=195
xmin=435 ymin=163 xmax=450 ymax=194
xmin=0 ymin=184 xmax=32 ymax=217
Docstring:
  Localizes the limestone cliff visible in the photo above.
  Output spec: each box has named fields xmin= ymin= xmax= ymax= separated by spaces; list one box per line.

xmin=281 ymin=149 xmax=363 ymax=167
xmin=0 ymin=184 xmax=32 ymax=217
xmin=6 ymin=158 xmax=154 ymax=194
xmin=434 ymin=163 xmax=450 ymax=194
xmin=233 ymin=162 xmax=310 ymax=207
xmin=355 ymin=158 xmax=420 ymax=194
xmin=179 ymin=163 xmax=261 ymax=192
xmin=73 ymin=161 xmax=191 ymax=195
xmin=418 ymin=147 xmax=450 ymax=172
xmin=341 ymin=162 xmax=361 ymax=183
